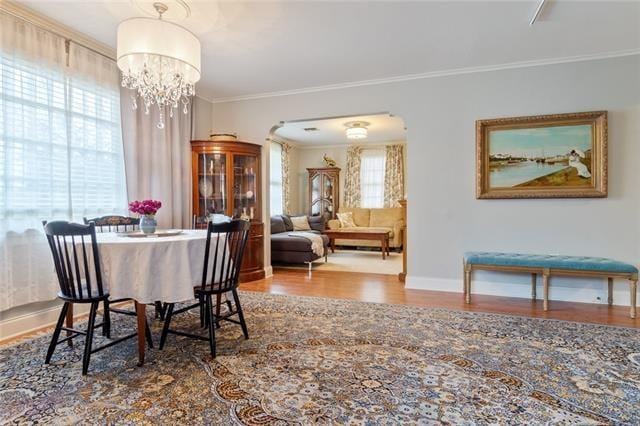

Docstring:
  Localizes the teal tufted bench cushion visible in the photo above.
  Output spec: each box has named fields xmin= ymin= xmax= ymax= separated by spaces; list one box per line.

xmin=463 ymin=252 xmax=638 ymax=274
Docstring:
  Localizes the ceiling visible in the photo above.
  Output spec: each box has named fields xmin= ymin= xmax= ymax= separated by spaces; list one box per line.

xmin=274 ymin=113 xmax=406 ymax=146
xmin=19 ymin=1 xmax=640 ymax=102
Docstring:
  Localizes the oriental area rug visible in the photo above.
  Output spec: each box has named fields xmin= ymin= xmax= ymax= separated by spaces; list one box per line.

xmin=1 ymin=292 xmax=639 ymax=424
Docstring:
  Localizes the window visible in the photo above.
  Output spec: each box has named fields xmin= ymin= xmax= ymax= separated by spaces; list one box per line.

xmin=270 ymin=142 xmax=283 ymax=215
xmin=360 ymin=149 xmax=386 ymax=208
xmin=0 ymin=49 xmax=126 ymax=229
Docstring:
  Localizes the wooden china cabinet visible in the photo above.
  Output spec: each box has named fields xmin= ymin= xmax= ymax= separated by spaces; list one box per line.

xmin=307 ymin=167 xmax=340 ymax=219
xmin=191 ymin=140 xmax=265 ymax=282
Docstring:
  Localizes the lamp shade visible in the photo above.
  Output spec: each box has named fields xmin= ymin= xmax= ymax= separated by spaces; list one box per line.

xmin=346 ymin=126 xmax=368 ymax=139
xmin=116 ymin=17 xmax=201 ymax=84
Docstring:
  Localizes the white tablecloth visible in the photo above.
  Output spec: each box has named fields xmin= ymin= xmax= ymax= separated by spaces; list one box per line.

xmin=95 ymin=230 xmax=222 ymax=304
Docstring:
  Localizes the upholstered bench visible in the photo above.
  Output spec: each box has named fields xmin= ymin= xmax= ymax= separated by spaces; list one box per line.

xmin=463 ymin=252 xmax=639 ymax=318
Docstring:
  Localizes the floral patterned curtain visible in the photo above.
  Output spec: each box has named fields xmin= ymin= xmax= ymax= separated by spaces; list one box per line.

xmin=384 ymin=144 xmax=405 ymax=207
xmin=344 ymin=146 xmax=363 ymax=207
xmin=281 ymin=142 xmax=292 ymax=214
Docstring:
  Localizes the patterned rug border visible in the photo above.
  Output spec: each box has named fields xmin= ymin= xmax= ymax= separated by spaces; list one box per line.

xmin=239 ymin=290 xmax=640 ymax=332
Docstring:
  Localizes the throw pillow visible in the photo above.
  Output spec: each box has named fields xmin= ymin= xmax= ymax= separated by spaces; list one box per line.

xmin=281 ymin=215 xmax=294 ymax=231
xmin=290 ymin=216 xmax=312 ymax=231
xmin=337 ymin=212 xmax=356 ymax=228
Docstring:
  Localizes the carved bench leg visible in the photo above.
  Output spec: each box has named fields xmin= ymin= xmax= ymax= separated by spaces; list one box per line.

xmin=531 ymin=273 xmax=537 ymax=301
xmin=464 ymin=265 xmax=471 ymax=304
xmin=543 ymin=270 xmax=550 ymax=311
xmin=630 ymin=279 xmax=637 ymax=319
xmin=607 ymin=277 xmax=613 ymax=306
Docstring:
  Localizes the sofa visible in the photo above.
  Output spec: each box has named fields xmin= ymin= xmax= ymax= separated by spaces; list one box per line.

xmin=327 ymin=207 xmax=404 ymax=249
xmin=270 ymin=215 xmax=330 ymax=264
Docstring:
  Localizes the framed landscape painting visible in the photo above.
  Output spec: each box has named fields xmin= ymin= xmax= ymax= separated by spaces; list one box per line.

xmin=476 ymin=111 xmax=607 ymax=199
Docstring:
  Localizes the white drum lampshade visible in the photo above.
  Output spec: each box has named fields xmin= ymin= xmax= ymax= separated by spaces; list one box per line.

xmin=117 ymin=6 xmax=201 ymax=129
xmin=117 ymin=18 xmax=201 ymax=84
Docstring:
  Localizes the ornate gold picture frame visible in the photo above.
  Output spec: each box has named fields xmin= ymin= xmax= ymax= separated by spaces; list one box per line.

xmin=476 ymin=111 xmax=607 ymax=199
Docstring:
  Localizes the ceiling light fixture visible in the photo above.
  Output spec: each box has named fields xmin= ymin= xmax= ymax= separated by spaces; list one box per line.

xmin=117 ymin=2 xmax=201 ymax=129
xmin=345 ymin=121 xmax=369 ymax=140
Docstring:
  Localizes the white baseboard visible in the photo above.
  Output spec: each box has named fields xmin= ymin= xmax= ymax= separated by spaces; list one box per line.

xmin=0 ymin=303 xmax=92 ymax=343
xmin=405 ymin=274 xmax=636 ymax=306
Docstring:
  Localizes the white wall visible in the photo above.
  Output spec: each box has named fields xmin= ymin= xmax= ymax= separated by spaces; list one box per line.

xmin=211 ymin=55 xmax=640 ymax=305
xmin=192 ymin=96 xmax=213 ymax=140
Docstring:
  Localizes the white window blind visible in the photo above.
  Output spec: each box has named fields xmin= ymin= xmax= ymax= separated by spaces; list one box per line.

xmin=270 ymin=142 xmax=283 ymax=215
xmin=0 ymin=50 xmax=126 ymax=229
xmin=360 ymin=149 xmax=386 ymax=208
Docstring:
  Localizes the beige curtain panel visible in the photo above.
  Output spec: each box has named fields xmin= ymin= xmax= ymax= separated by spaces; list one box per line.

xmin=281 ymin=142 xmax=292 ymax=215
xmin=121 ymin=88 xmax=193 ymax=229
xmin=384 ymin=144 xmax=405 ymax=207
xmin=344 ymin=145 xmax=363 ymax=208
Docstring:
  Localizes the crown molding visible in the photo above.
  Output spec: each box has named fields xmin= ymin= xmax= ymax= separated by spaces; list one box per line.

xmin=0 ymin=0 xmax=115 ymax=60
xmin=209 ymin=49 xmax=640 ymax=104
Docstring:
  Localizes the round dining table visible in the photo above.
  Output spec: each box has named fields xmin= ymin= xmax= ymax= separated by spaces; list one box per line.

xmin=93 ymin=229 xmax=219 ymax=365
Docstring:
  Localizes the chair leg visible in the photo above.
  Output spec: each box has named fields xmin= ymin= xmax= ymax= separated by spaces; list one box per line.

xmin=66 ymin=303 xmax=74 ymax=347
xmin=215 ymin=294 xmax=222 ymax=329
xmin=232 ymin=289 xmax=249 ymax=339
xmin=154 ymin=301 xmax=165 ymax=321
xmin=145 ymin=320 xmax=154 ymax=349
xmin=206 ymin=295 xmax=217 ymax=358
xmin=159 ymin=303 xmax=175 ymax=350
xmin=45 ymin=302 xmax=69 ymax=364
xmin=203 ymin=296 xmax=210 ymax=328
xmin=82 ymin=302 xmax=99 ymax=375
xmin=103 ymin=300 xmax=111 ymax=338
xmin=199 ymin=294 xmax=205 ymax=328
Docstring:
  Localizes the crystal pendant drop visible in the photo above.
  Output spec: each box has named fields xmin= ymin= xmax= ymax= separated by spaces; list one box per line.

xmin=157 ymin=110 xmax=165 ymax=129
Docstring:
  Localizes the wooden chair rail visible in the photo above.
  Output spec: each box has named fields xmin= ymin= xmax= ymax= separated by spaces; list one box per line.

xmin=463 ymin=262 xmax=638 ymax=319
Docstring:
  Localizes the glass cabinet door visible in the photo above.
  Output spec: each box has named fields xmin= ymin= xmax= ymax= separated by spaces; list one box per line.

xmin=323 ymin=174 xmax=335 ymax=215
xmin=232 ymin=154 xmax=258 ymax=220
xmin=196 ymin=153 xmax=227 ymax=220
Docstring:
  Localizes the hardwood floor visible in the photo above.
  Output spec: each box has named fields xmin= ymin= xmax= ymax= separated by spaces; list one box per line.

xmin=241 ymin=268 xmax=639 ymax=328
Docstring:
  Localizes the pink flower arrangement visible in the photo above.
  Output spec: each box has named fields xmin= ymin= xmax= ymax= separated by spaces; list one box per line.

xmin=129 ymin=199 xmax=162 ymax=216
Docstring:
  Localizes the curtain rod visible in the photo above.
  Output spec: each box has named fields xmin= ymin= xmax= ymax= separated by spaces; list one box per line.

xmin=0 ymin=3 xmax=116 ymax=62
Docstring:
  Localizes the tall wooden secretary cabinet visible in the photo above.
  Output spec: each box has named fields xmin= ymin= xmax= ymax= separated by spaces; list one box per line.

xmin=307 ymin=167 xmax=340 ymax=219
xmin=191 ymin=140 xmax=265 ymax=282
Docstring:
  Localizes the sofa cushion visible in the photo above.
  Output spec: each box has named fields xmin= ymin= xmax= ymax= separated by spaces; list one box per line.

xmin=270 ymin=216 xmax=286 ymax=234
xmin=281 ymin=215 xmax=294 ymax=231
xmin=308 ymin=215 xmax=326 ymax=232
xmin=370 ymin=208 xmax=403 ymax=228
xmin=340 ymin=207 xmax=370 ymax=227
xmin=271 ymin=232 xmax=329 ymax=252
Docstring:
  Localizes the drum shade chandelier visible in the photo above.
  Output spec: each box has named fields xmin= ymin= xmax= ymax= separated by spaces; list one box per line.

xmin=117 ymin=2 xmax=201 ymax=129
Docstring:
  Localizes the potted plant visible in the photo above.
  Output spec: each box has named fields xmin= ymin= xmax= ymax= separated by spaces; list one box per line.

xmin=129 ymin=199 xmax=162 ymax=234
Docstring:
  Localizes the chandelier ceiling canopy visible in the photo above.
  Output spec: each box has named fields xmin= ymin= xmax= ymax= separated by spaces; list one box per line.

xmin=116 ymin=2 xmax=201 ymax=129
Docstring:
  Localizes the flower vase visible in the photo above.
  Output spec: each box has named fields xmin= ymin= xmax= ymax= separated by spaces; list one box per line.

xmin=140 ymin=215 xmax=157 ymax=234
